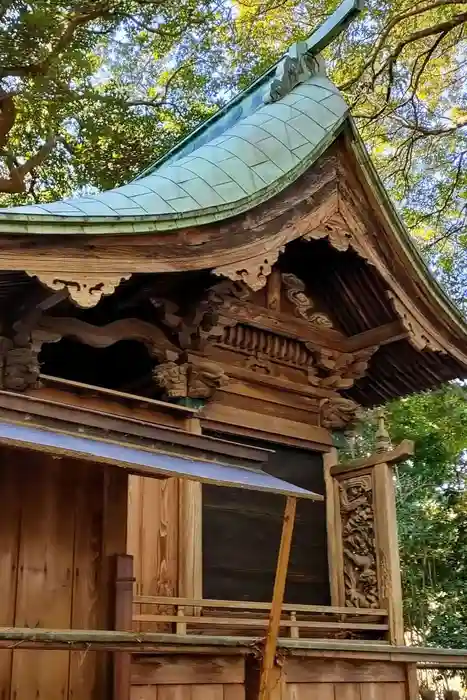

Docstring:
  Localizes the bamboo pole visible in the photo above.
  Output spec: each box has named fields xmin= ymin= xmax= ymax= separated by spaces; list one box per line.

xmin=258 ymin=495 xmax=297 ymax=700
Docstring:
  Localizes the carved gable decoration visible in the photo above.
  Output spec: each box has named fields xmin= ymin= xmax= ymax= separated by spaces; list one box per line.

xmin=213 ymin=251 xmax=282 ymax=291
xmin=27 ymin=272 xmax=132 ymax=308
xmin=304 ymin=212 xmax=369 ymax=262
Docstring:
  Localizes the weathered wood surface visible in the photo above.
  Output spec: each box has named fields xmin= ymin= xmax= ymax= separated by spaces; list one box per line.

xmin=131 ymin=656 xmax=245 ymax=700
xmin=0 ymin=448 xmax=128 ymax=700
xmin=128 ymin=475 xmax=179 ymax=632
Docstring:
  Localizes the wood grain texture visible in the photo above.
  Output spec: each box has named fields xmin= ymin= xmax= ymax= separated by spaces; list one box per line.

xmin=179 ymin=479 xmax=202 ymax=602
xmin=285 ymin=660 xmax=405 ymax=684
xmin=131 ymin=687 xmax=158 ymax=700
xmin=11 ymin=454 xmax=74 ymax=700
xmin=288 ymin=684 xmax=334 ymax=700
xmin=0 ymin=451 xmax=21 ymax=700
xmin=157 ymin=687 xmax=191 ymax=700
xmin=69 ymin=459 xmax=104 ymax=700
xmin=405 ymin=664 xmax=419 ymax=700
xmin=0 ymin=451 xmax=128 ymax=700
xmin=131 ymin=657 xmax=244 ymax=686
xmin=337 ymin=685 xmax=362 ymax=700
xmin=323 ymin=448 xmax=341 ymax=606
xmin=191 ymin=684 xmax=224 ymax=700
xmin=259 ymin=496 xmax=296 ymax=700
xmin=373 ymin=463 xmax=404 ymax=645
xmin=223 ymin=686 xmax=246 ymax=700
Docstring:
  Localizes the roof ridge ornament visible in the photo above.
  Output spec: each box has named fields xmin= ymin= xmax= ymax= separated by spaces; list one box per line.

xmin=264 ymin=0 xmax=364 ymax=104
xmin=264 ymin=47 xmax=325 ymax=104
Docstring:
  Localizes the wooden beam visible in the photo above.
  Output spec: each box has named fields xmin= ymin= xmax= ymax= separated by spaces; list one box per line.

xmin=344 ymin=321 xmax=406 ymax=352
xmin=258 ymin=495 xmax=297 ymax=700
xmin=331 ymin=439 xmax=414 ymax=475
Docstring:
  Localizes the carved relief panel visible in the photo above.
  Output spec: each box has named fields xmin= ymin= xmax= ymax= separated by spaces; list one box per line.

xmin=338 ymin=472 xmax=379 ymax=609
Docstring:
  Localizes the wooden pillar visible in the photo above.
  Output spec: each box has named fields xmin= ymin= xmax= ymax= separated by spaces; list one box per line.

xmin=113 ymin=554 xmax=134 ymax=700
xmin=178 ymin=479 xmax=203 ymax=599
xmin=259 ymin=495 xmax=297 ymax=700
xmin=323 ymin=448 xmax=342 ymax=606
xmin=329 ymin=441 xmax=413 ymax=644
xmin=373 ymin=461 xmax=404 ymax=644
xmin=178 ymin=416 xmax=203 ymax=600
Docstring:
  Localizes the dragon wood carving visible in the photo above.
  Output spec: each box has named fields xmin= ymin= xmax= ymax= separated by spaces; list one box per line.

xmin=151 ymin=279 xmax=250 ymax=351
xmin=339 ymin=474 xmax=379 ymax=609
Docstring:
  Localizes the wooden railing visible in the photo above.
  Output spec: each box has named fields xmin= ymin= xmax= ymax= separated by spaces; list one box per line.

xmin=132 ymin=595 xmax=389 ymax=641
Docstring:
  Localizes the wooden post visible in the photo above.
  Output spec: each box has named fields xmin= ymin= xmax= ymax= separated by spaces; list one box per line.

xmin=406 ymin=663 xmax=419 ymax=700
xmin=113 ymin=554 xmax=134 ymax=700
xmin=323 ymin=448 xmax=343 ymax=606
xmin=373 ymin=462 xmax=404 ymax=644
xmin=258 ymin=495 xmax=297 ymax=700
xmin=178 ymin=418 xmax=203 ymax=606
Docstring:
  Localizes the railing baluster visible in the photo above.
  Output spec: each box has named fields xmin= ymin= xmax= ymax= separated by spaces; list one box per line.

xmin=176 ymin=604 xmax=187 ymax=635
xmin=289 ymin=611 xmax=299 ymax=639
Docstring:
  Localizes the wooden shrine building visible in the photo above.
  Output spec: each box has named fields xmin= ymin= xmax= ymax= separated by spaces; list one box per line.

xmin=0 ymin=1 xmax=466 ymax=698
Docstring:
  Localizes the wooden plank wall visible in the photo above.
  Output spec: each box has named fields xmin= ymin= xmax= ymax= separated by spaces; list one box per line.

xmin=131 ymin=655 xmax=416 ymax=700
xmin=127 ymin=475 xmax=179 ymax=628
xmin=131 ymin=655 xmax=245 ymax=700
xmin=245 ymin=657 xmax=412 ymax=700
xmin=0 ymin=446 xmax=128 ymax=700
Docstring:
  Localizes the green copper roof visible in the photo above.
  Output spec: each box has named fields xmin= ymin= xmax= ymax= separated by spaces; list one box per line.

xmin=0 ymin=0 xmax=360 ymax=236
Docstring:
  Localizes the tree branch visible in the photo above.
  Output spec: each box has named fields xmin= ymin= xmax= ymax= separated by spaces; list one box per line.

xmin=0 ymin=93 xmax=16 ymax=150
xmin=339 ymin=0 xmax=467 ymax=91
xmin=0 ymin=135 xmax=57 ymax=194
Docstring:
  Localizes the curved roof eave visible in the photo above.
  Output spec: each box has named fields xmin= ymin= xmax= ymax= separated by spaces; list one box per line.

xmin=0 ymin=72 xmax=348 ymax=236
xmin=344 ymin=118 xmax=467 ymax=342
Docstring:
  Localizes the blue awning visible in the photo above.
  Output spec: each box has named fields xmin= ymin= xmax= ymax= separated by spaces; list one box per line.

xmin=0 ymin=421 xmax=323 ymax=501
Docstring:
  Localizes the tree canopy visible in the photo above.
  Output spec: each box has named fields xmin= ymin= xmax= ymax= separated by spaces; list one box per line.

xmin=1 ymin=0 xmax=467 ymax=309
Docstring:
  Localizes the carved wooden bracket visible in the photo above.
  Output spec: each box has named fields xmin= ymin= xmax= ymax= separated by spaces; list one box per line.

xmin=153 ymin=359 xmax=228 ymax=401
xmin=320 ymin=396 xmax=361 ymax=429
xmin=26 ymin=272 xmax=132 ymax=308
xmin=308 ymin=345 xmax=377 ymax=390
xmin=304 ymin=212 xmax=369 ymax=261
xmin=387 ymin=292 xmax=445 ymax=353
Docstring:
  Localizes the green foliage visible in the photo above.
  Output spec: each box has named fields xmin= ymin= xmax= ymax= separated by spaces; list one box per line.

xmin=391 ymin=386 xmax=467 ymax=649
xmin=347 ymin=385 xmax=467 ymax=650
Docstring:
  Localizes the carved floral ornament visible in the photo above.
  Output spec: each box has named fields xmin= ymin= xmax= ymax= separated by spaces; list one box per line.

xmin=25 ymin=272 xmax=132 ymax=308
